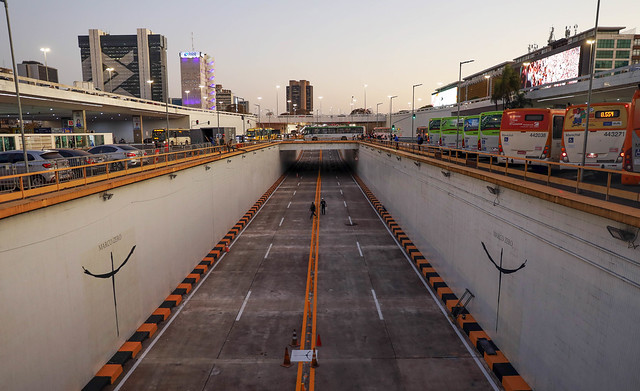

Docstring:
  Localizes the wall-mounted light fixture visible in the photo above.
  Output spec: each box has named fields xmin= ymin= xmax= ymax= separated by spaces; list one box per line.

xmin=607 ymin=225 xmax=638 ymax=248
xmin=441 ymin=171 xmax=450 ymax=178
xmin=227 ymin=159 xmax=231 ymax=163
xmin=486 ymin=186 xmax=499 ymax=195
xmin=205 ymin=165 xmax=211 ymax=170
xmin=101 ymin=192 xmax=113 ymax=201
xmin=396 ymin=156 xmax=401 ymax=161
xmin=414 ymin=161 xmax=421 ymax=167
xmin=169 ymin=174 xmax=177 ymax=179
xmin=386 ymin=153 xmax=391 ymax=157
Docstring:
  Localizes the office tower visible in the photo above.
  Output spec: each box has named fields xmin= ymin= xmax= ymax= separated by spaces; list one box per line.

xmin=286 ymin=80 xmax=313 ymax=114
xmin=180 ymin=51 xmax=215 ymax=109
xmin=78 ymin=28 xmax=167 ymax=102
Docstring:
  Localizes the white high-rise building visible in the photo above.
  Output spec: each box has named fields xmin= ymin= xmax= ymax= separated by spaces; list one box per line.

xmin=179 ymin=51 xmax=215 ymax=110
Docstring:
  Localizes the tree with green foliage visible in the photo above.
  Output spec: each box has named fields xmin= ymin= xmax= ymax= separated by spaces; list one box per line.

xmin=491 ymin=64 xmax=521 ymax=109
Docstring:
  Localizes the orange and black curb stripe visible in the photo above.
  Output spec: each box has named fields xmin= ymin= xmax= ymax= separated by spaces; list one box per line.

xmin=82 ymin=174 xmax=287 ymax=391
xmin=353 ymin=174 xmax=532 ymax=391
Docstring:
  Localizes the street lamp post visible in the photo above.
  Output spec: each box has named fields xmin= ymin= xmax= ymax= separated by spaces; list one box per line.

xmin=276 ymin=85 xmax=280 ymax=116
xmin=376 ymin=102 xmax=382 ymax=129
xmin=40 ymin=47 xmax=50 ymax=82
xmin=580 ymin=0 xmax=601 ymax=184
xmin=484 ymin=75 xmax=491 ymax=97
xmin=255 ymin=103 xmax=261 ymax=128
xmin=364 ymin=84 xmax=368 ymax=114
xmin=286 ymin=99 xmax=291 ymax=135
xmin=2 ymin=0 xmax=29 ymax=177
xmin=412 ymin=83 xmax=422 ymax=140
xmin=389 ymin=95 xmax=397 ymax=138
xmin=106 ymin=67 xmax=114 ymax=93
xmin=456 ymin=59 xmax=474 ymax=148
xmin=199 ymin=84 xmax=205 ymax=109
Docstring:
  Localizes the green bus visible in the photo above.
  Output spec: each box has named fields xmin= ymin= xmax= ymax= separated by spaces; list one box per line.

xmin=479 ymin=111 xmax=503 ymax=154
xmin=462 ymin=115 xmax=480 ymax=151
xmin=426 ymin=118 xmax=441 ymax=147
xmin=439 ymin=117 xmax=464 ymax=149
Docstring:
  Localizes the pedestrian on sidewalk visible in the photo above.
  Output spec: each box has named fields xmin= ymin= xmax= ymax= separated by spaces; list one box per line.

xmin=309 ymin=202 xmax=316 ymax=219
xmin=320 ymin=198 xmax=326 ymax=215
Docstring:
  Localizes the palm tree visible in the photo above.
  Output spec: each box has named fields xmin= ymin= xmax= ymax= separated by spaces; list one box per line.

xmin=491 ymin=64 xmax=521 ymax=109
xmin=509 ymin=91 xmax=532 ymax=109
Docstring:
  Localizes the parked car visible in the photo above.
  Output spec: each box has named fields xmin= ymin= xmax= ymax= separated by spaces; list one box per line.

xmin=87 ymin=144 xmax=147 ymax=170
xmin=0 ymin=150 xmax=72 ymax=187
xmin=53 ymin=148 xmax=106 ymax=178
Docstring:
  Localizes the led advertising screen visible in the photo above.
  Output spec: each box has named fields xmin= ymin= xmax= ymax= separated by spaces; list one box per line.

xmin=521 ymin=46 xmax=581 ymax=87
xmin=431 ymin=87 xmax=457 ymax=107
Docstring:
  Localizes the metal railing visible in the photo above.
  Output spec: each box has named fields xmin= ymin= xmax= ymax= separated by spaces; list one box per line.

xmin=0 ymin=140 xmax=271 ymax=203
xmin=362 ymin=139 xmax=640 ymax=205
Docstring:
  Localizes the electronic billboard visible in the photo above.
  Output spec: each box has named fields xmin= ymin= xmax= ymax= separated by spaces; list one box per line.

xmin=431 ymin=87 xmax=457 ymax=107
xmin=521 ymin=46 xmax=581 ymax=88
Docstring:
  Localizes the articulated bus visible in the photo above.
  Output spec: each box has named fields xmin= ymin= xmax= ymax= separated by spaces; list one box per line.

xmin=479 ymin=111 xmax=503 ymax=154
xmin=302 ymin=125 xmax=365 ymax=140
xmin=461 ymin=115 xmax=480 ymax=151
xmin=426 ymin=118 xmax=441 ymax=146
xmin=499 ymin=109 xmax=565 ymax=165
xmin=439 ymin=117 xmax=464 ymax=148
xmin=561 ymin=87 xmax=640 ymax=185
xmin=246 ymin=128 xmax=273 ymax=141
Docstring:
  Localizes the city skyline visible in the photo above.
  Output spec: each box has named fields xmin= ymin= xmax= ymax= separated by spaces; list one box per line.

xmin=1 ymin=0 xmax=639 ymax=116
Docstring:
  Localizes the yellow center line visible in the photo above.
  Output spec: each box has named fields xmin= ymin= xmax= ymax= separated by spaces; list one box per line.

xmin=296 ymin=151 xmax=322 ymax=391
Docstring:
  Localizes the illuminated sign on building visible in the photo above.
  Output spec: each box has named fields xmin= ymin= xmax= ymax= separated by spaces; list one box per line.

xmin=180 ymin=51 xmax=203 ymax=58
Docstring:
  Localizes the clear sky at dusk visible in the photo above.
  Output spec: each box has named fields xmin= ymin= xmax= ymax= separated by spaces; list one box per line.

xmin=1 ymin=0 xmax=639 ymax=115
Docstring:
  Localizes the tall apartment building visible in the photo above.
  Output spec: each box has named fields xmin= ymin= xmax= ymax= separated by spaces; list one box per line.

xmin=17 ymin=61 xmax=58 ymax=83
xmin=78 ymin=28 xmax=168 ymax=102
xmin=286 ymin=80 xmax=313 ymax=114
xmin=180 ymin=51 xmax=215 ymax=110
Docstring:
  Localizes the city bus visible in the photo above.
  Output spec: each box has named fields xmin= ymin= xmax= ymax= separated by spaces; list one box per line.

xmin=561 ymin=91 xmax=640 ymax=184
xmin=246 ymin=128 xmax=273 ymax=141
xmin=302 ymin=125 xmax=365 ymax=140
xmin=426 ymin=118 xmax=441 ymax=147
xmin=439 ymin=117 xmax=464 ymax=149
xmin=372 ymin=127 xmax=390 ymax=139
xmin=479 ymin=111 xmax=503 ymax=154
xmin=499 ymin=108 xmax=565 ymax=166
xmin=461 ymin=115 xmax=480 ymax=151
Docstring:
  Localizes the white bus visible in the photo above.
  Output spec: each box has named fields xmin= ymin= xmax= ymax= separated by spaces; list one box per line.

xmin=302 ymin=125 xmax=365 ymax=141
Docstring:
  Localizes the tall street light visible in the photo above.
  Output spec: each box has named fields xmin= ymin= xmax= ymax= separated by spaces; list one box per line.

xmin=276 ymin=85 xmax=280 ymax=116
xmin=199 ymin=84 xmax=205 ymax=109
xmin=318 ymin=96 xmax=323 ymax=124
xmin=580 ymin=0 xmax=601 ymax=183
xmin=106 ymin=67 xmax=114 ymax=93
xmin=456 ymin=59 xmax=474 ymax=148
xmin=40 ymin=47 xmax=50 ymax=82
xmin=376 ymin=102 xmax=382 ymax=130
xmin=412 ymin=83 xmax=422 ymax=140
xmin=184 ymin=90 xmax=190 ymax=107
xmin=388 ymin=95 xmax=397 ymax=136
xmin=2 ymin=0 xmax=29 ymax=175
xmin=255 ymin=103 xmax=261 ymax=129
xmin=484 ymin=75 xmax=491 ymax=97
xmin=364 ymin=84 xmax=368 ymax=114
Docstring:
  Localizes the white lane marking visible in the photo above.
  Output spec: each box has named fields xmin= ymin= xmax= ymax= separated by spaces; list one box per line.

xmin=357 ymin=241 xmax=363 ymax=257
xmin=236 ymin=291 xmax=252 ymax=321
xmin=264 ymin=243 xmax=273 ymax=259
xmin=337 ymin=181 xmax=341 ymax=186
xmin=297 ymin=183 xmax=300 ymax=186
xmin=348 ymin=216 xmax=353 ymax=225
xmin=287 ymin=201 xmax=291 ymax=208
xmin=352 ymin=175 xmax=501 ymax=391
xmin=279 ymin=217 xmax=284 ymax=227
xmin=340 ymin=189 xmax=343 ymax=195
xmin=344 ymin=201 xmax=347 ymax=207
xmin=293 ymin=190 xmax=296 ymax=196
xmin=371 ymin=289 xmax=384 ymax=320
xmin=114 ymin=172 xmax=291 ymax=390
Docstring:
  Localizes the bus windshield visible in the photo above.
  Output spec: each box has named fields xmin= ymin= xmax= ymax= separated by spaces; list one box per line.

xmin=481 ymin=114 xmax=502 ymax=131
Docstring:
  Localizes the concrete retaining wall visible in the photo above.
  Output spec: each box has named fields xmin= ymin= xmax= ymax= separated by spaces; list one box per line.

xmin=348 ymin=145 xmax=640 ymax=391
xmin=0 ymin=146 xmax=296 ymax=391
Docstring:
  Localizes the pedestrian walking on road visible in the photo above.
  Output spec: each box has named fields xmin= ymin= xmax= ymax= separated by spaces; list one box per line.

xmin=320 ymin=198 xmax=326 ymax=215
xmin=309 ymin=202 xmax=316 ymax=219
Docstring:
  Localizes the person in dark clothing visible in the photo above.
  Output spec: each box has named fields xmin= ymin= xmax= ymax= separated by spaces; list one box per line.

xmin=309 ymin=202 xmax=316 ymax=219
xmin=320 ymin=198 xmax=326 ymax=215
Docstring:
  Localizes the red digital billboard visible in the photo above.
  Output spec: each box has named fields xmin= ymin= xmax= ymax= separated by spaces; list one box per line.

xmin=521 ymin=46 xmax=581 ymax=88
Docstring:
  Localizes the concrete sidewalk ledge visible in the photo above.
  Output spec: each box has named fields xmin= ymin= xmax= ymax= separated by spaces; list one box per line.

xmin=353 ymin=174 xmax=532 ymax=391
xmin=82 ymin=173 xmax=287 ymax=391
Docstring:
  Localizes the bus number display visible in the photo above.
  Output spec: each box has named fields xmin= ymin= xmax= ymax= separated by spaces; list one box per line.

xmin=595 ymin=110 xmax=620 ymax=119
xmin=603 ymin=131 xmax=624 ymax=137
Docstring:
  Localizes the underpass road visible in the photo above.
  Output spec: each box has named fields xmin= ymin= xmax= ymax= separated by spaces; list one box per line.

xmin=112 ymin=150 xmax=494 ymax=391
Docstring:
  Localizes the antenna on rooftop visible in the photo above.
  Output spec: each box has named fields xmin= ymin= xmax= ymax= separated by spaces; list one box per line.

xmin=548 ymin=26 xmax=555 ymax=44
xmin=574 ymin=24 xmax=578 ymax=35
xmin=565 ymin=26 xmax=571 ymax=39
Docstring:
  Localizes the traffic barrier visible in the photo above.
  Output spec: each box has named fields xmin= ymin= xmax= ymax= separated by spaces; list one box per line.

xmin=311 ymin=348 xmax=318 ymax=368
xmin=316 ymin=333 xmax=322 ymax=347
